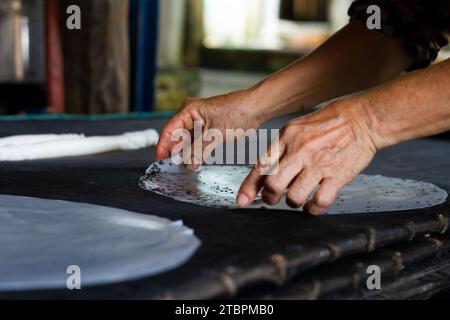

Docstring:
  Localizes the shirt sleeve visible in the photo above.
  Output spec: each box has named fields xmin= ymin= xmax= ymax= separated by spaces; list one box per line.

xmin=348 ymin=0 xmax=449 ymax=71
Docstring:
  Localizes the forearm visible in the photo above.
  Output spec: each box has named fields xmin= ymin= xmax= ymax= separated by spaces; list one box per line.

xmin=358 ymin=59 xmax=450 ymax=149
xmin=249 ymin=21 xmax=412 ymax=122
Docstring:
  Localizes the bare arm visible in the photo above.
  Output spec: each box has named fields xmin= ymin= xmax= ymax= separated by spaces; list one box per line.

xmin=238 ymin=58 xmax=450 ymax=214
xmin=156 ymin=21 xmax=413 ymax=162
xmin=249 ymin=21 xmax=413 ymax=122
xmin=361 ymin=59 xmax=450 ymax=149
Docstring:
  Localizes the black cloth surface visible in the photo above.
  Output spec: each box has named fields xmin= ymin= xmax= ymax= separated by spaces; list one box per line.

xmin=0 ymin=117 xmax=449 ymax=299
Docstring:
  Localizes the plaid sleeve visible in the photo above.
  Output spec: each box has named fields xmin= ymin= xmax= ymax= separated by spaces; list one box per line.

xmin=348 ymin=0 xmax=449 ymax=71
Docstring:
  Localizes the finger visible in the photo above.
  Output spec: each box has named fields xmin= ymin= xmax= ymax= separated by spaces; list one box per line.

xmin=155 ymin=102 xmax=201 ymax=160
xmin=155 ymin=116 xmax=188 ymax=160
xmin=261 ymin=156 xmax=303 ymax=206
xmin=258 ymin=132 xmax=282 ymax=176
xmin=185 ymin=119 xmax=219 ymax=171
xmin=237 ymin=165 xmax=266 ymax=208
xmin=184 ymin=138 xmax=204 ymax=172
xmin=304 ymin=178 xmax=340 ymax=215
xmin=202 ymin=132 xmax=222 ymax=165
xmin=285 ymin=169 xmax=321 ymax=209
xmin=237 ymin=139 xmax=286 ymax=208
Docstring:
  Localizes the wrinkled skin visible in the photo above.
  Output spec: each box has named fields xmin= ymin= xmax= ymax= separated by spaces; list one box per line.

xmin=155 ymin=89 xmax=262 ymax=171
xmin=237 ymin=99 xmax=378 ymax=215
xmin=155 ymin=18 xmax=450 ymax=215
xmin=156 ymin=94 xmax=379 ymax=216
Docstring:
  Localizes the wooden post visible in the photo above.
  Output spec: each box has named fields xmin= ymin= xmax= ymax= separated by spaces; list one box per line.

xmin=45 ymin=0 xmax=65 ymax=113
xmin=60 ymin=0 xmax=129 ymax=114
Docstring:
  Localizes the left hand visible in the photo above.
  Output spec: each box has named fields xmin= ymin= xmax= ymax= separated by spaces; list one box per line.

xmin=236 ymin=98 xmax=379 ymax=215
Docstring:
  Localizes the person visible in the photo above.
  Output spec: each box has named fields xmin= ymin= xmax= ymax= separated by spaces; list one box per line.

xmin=155 ymin=0 xmax=450 ymax=215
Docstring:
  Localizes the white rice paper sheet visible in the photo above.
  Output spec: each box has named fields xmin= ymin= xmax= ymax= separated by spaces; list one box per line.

xmin=139 ymin=157 xmax=448 ymax=214
xmin=0 ymin=195 xmax=200 ymax=291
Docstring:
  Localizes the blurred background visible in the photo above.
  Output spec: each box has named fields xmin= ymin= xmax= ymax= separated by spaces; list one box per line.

xmin=0 ymin=0 xmax=449 ymax=115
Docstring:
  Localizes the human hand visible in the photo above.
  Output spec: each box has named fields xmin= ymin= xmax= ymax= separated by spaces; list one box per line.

xmin=237 ymin=98 xmax=379 ymax=215
xmin=155 ymin=89 xmax=264 ymax=170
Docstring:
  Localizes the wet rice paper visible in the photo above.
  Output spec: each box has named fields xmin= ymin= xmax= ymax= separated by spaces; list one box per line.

xmin=0 ymin=195 xmax=200 ymax=291
xmin=139 ymin=158 xmax=448 ymax=214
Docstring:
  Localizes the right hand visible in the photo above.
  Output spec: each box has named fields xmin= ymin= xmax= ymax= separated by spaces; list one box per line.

xmin=155 ymin=89 xmax=264 ymax=170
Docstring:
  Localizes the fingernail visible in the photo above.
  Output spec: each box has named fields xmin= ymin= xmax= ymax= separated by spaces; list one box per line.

xmin=237 ymin=194 xmax=249 ymax=208
xmin=304 ymin=205 xmax=320 ymax=216
xmin=184 ymin=164 xmax=198 ymax=172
